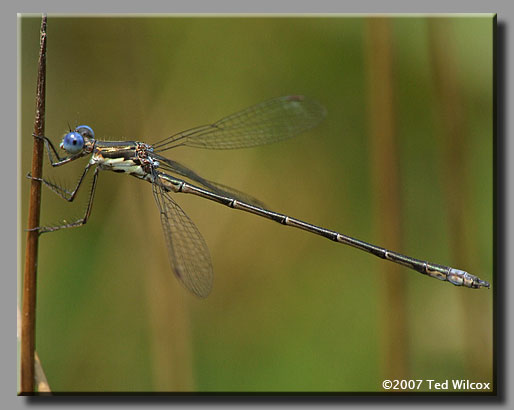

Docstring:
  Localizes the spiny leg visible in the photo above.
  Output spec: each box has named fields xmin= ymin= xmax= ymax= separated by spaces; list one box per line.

xmin=28 ymin=167 xmax=100 ymax=234
xmin=27 ymin=162 xmax=94 ymax=202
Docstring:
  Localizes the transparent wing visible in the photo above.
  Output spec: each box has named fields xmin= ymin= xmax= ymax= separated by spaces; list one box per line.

xmin=152 ymin=95 xmax=326 ymax=151
xmin=153 ymin=153 xmax=266 ymax=208
xmin=152 ymin=181 xmax=213 ymax=298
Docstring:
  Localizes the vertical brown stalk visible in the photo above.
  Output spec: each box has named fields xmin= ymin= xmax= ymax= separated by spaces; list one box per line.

xmin=21 ymin=15 xmax=47 ymax=394
xmin=17 ymin=307 xmax=51 ymax=392
xmin=365 ymin=18 xmax=409 ymax=381
xmin=428 ymin=20 xmax=469 ymax=274
xmin=428 ymin=19 xmax=491 ymax=376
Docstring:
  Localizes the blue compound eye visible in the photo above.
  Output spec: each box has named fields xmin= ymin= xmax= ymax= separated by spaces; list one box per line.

xmin=75 ymin=125 xmax=95 ymax=139
xmin=61 ymin=131 xmax=85 ymax=154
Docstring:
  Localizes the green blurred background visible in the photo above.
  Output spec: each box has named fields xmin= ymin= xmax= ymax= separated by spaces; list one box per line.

xmin=19 ymin=15 xmax=493 ymax=393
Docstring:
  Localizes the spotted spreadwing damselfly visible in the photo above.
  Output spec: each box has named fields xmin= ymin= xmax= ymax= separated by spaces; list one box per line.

xmin=28 ymin=95 xmax=490 ymax=297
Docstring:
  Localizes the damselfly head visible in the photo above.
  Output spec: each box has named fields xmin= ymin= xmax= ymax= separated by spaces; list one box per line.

xmin=60 ymin=125 xmax=95 ymax=154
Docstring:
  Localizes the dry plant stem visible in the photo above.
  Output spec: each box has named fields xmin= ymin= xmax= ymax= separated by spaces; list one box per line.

xmin=21 ymin=15 xmax=47 ymax=394
xmin=17 ymin=307 xmax=51 ymax=392
xmin=428 ymin=19 xmax=491 ymax=375
xmin=366 ymin=18 xmax=409 ymax=380
xmin=34 ymin=353 xmax=51 ymax=393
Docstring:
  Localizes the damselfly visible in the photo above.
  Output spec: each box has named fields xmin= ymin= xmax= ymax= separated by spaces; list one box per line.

xmin=28 ymin=95 xmax=490 ymax=297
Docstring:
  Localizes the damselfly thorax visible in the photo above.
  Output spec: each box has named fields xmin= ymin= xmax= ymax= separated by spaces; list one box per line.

xmin=91 ymin=141 xmax=158 ymax=182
